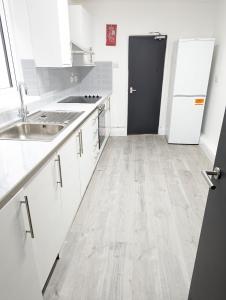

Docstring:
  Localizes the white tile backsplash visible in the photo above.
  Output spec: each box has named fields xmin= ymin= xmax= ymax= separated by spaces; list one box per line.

xmin=21 ymin=60 xmax=112 ymax=97
xmin=0 ymin=61 xmax=112 ymax=126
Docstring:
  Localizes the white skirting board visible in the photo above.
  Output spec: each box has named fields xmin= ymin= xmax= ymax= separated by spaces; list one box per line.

xmin=158 ymin=128 xmax=166 ymax=135
xmin=110 ymin=127 xmax=127 ymax=136
xmin=110 ymin=126 xmax=216 ymax=164
xmin=110 ymin=127 xmax=166 ymax=137
xmin=199 ymin=134 xmax=217 ymax=163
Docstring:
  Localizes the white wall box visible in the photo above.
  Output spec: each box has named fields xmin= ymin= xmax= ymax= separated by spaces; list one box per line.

xmin=69 ymin=4 xmax=92 ymax=51
xmin=0 ymin=191 xmax=43 ymax=300
xmin=26 ymin=0 xmax=72 ymax=67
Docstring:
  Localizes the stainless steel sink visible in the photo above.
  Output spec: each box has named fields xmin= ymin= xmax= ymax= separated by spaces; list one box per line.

xmin=0 ymin=110 xmax=84 ymax=141
xmin=27 ymin=110 xmax=84 ymax=125
xmin=0 ymin=123 xmax=65 ymax=141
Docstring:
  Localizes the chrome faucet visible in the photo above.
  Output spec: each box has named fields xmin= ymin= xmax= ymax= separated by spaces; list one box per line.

xmin=18 ymin=82 xmax=29 ymax=122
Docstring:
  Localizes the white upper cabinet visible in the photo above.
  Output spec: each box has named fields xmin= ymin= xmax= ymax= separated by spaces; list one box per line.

xmin=26 ymin=0 xmax=72 ymax=67
xmin=69 ymin=4 xmax=92 ymax=51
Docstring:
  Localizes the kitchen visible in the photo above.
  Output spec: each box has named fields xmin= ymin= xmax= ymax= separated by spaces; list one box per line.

xmin=0 ymin=0 xmax=226 ymax=299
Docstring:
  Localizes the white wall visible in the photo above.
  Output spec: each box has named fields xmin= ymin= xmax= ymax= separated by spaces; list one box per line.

xmin=84 ymin=0 xmax=216 ymax=136
xmin=200 ymin=0 xmax=226 ymax=162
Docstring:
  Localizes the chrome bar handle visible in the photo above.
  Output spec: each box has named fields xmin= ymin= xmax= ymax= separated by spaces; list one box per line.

xmin=78 ymin=130 xmax=83 ymax=157
xmin=55 ymin=155 xmax=63 ymax=188
xmin=80 ymin=130 xmax=84 ymax=154
xmin=21 ymin=196 xmax=35 ymax=238
xmin=77 ymin=131 xmax=82 ymax=157
xmin=201 ymin=167 xmax=221 ymax=190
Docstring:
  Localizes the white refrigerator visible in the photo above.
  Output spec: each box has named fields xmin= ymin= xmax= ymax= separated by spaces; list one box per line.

xmin=167 ymin=38 xmax=215 ymax=144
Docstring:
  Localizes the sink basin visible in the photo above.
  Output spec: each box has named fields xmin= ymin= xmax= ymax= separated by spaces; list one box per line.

xmin=0 ymin=110 xmax=85 ymax=141
xmin=0 ymin=123 xmax=65 ymax=141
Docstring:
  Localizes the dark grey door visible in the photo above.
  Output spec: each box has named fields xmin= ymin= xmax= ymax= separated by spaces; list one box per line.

xmin=188 ymin=109 xmax=226 ymax=300
xmin=127 ymin=35 xmax=167 ymax=135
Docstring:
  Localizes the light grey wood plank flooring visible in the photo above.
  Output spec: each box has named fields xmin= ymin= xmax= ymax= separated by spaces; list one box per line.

xmin=44 ymin=135 xmax=212 ymax=300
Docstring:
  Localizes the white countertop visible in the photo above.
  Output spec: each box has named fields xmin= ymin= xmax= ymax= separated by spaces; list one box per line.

xmin=0 ymin=93 xmax=111 ymax=209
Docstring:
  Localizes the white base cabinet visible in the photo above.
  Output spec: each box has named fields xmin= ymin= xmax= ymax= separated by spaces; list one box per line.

xmin=105 ymin=97 xmax=111 ymax=138
xmin=24 ymin=157 xmax=62 ymax=288
xmin=79 ymin=110 xmax=99 ymax=197
xmin=0 ymin=106 xmax=111 ymax=299
xmin=0 ymin=192 xmax=43 ymax=300
xmin=58 ymin=132 xmax=81 ymax=240
xmin=23 ymin=130 xmax=82 ymax=288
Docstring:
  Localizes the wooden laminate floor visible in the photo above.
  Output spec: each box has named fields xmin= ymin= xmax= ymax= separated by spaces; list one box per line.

xmin=44 ymin=135 xmax=212 ymax=300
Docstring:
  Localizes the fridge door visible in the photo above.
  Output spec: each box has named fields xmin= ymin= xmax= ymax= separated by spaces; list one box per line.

xmin=168 ymin=96 xmax=206 ymax=144
xmin=173 ymin=39 xmax=214 ymax=96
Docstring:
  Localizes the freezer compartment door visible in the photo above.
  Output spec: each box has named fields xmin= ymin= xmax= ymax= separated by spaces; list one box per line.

xmin=168 ymin=96 xmax=206 ymax=144
xmin=173 ymin=39 xmax=214 ymax=95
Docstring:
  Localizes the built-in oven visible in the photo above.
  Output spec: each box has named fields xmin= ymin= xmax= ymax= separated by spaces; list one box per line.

xmin=98 ymin=103 xmax=106 ymax=149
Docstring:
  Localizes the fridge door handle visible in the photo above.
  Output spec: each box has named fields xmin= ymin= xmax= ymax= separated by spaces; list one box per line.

xmin=173 ymin=94 xmax=206 ymax=98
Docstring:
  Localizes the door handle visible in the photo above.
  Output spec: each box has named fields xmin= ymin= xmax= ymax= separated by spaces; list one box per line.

xmin=201 ymin=167 xmax=221 ymax=190
xmin=130 ymin=87 xmax=137 ymax=94
xmin=21 ymin=196 xmax=35 ymax=238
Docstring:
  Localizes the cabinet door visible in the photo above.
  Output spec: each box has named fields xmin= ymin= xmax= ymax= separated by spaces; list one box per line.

xmin=92 ymin=111 xmax=100 ymax=164
xmin=0 ymin=192 xmax=43 ymax=300
xmin=57 ymin=132 xmax=81 ymax=240
xmin=24 ymin=158 xmax=62 ymax=288
xmin=27 ymin=0 xmax=71 ymax=67
xmin=106 ymin=97 xmax=111 ymax=137
xmin=69 ymin=4 xmax=92 ymax=50
xmin=79 ymin=112 xmax=98 ymax=196
xmin=58 ymin=0 xmax=72 ymax=66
